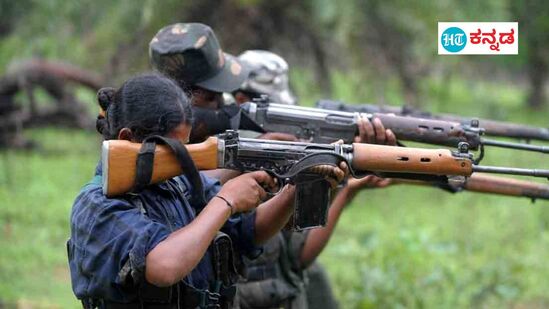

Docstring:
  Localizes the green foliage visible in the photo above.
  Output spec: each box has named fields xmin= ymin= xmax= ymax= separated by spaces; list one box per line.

xmin=292 ymin=68 xmax=549 ymax=308
xmin=321 ymin=189 xmax=549 ymax=308
xmin=0 ymin=129 xmax=99 ymax=308
xmin=1 ymin=1 xmax=548 ymax=307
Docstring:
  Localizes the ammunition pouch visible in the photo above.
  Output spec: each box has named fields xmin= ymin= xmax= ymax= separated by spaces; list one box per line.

xmin=209 ymin=232 xmax=239 ymax=309
xmin=237 ymin=232 xmax=307 ymax=309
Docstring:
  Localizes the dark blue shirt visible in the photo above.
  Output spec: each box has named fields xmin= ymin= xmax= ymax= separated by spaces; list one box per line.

xmin=68 ymin=162 xmax=260 ymax=302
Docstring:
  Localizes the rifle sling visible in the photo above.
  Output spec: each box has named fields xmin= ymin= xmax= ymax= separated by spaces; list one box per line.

xmin=134 ymin=135 xmax=205 ymax=207
xmin=134 ymin=140 xmax=156 ymax=193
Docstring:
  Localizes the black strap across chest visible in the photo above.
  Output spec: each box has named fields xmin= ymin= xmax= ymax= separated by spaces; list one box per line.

xmin=133 ymin=135 xmax=205 ymax=208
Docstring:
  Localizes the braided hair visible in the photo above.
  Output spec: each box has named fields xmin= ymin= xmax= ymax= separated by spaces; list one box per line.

xmin=95 ymin=73 xmax=193 ymax=141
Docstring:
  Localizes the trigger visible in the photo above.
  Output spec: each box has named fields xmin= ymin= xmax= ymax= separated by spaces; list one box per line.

xmin=263 ymin=175 xmax=285 ymax=198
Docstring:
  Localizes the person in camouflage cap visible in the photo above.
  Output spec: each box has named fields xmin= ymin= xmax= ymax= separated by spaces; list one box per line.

xmin=149 ymin=23 xmax=249 ymax=109
xmin=233 ymin=50 xmax=297 ymax=106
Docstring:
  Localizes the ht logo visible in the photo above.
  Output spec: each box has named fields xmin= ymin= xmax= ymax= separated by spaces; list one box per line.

xmin=441 ymin=27 xmax=466 ymax=53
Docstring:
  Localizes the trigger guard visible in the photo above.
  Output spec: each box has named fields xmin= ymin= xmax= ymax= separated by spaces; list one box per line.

xmin=263 ymin=169 xmax=285 ymax=196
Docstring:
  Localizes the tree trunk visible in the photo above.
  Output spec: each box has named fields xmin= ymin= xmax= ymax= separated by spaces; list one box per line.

xmin=527 ymin=45 xmax=547 ymax=109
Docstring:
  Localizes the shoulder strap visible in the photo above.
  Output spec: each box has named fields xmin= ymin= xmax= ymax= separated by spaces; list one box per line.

xmin=133 ymin=135 xmax=206 ymax=208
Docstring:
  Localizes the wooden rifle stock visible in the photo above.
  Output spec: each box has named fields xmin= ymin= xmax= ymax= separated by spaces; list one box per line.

xmin=103 ymin=137 xmax=219 ymax=196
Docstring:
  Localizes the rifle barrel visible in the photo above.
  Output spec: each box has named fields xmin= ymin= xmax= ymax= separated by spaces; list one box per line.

xmin=470 ymin=118 xmax=549 ymax=141
xmin=481 ymin=138 xmax=549 ymax=154
xmin=472 ymin=165 xmax=549 ymax=178
xmin=317 ymin=100 xmax=549 ymax=142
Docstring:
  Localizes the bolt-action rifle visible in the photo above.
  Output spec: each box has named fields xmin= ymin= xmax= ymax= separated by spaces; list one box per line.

xmin=316 ymin=99 xmax=549 ymax=142
xmin=102 ymin=131 xmax=549 ymax=229
xmin=393 ymin=174 xmax=549 ymax=202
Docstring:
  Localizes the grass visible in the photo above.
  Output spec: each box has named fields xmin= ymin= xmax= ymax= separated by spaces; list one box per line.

xmin=321 ymin=182 xmax=549 ymax=308
xmin=0 ymin=72 xmax=548 ymax=308
xmin=0 ymin=129 xmax=100 ymax=308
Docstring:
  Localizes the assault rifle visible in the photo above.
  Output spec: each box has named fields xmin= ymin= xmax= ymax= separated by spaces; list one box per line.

xmin=316 ymin=99 xmax=549 ymax=142
xmin=393 ymin=174 xmax=549 ymax=202
xmin=235 ymin=101 xmax=549 ymax=159
xmin=102 ymin=131 xmax=549 ymax=229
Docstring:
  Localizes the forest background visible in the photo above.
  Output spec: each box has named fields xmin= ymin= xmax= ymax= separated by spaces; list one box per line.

xmin=1 ymin=0 xmax=549 ymax=308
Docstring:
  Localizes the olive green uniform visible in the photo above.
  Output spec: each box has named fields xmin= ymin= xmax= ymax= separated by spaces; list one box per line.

xmin=305 ymin=262 xmax=339 ymax=309
xmin=235 ymin=231 xmax=338 ymax=309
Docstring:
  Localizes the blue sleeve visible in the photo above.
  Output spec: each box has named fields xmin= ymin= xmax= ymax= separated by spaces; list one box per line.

xmin=200 ymin=172 xmax=221 ymax=201
xmin=68 ymin=185 xmax=170 ymax=301
xmin=199 ymin=173 xmax=262 ymax=259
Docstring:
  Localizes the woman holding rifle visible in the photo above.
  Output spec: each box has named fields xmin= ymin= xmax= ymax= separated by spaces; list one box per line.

xmin=67 ymin=73 xmax=347 ymax=308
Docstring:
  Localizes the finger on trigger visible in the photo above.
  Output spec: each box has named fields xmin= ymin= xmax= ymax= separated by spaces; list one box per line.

xmin=252 ymin=171 xmax=275 ymax=188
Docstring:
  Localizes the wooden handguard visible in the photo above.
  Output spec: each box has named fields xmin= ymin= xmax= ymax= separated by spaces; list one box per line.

xmin=393 ymin=174 xmax=549 ymax=199
xmin=464 ymin=174 xmax=549 ymax=197
xmin=352 ymin=143 xmax=472 ymax=176
xmin=103 ymin=137 xmax=219 ymax=197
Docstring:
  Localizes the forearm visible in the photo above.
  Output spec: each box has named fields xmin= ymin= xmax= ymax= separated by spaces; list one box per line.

xmin=300 ymin=186 xmax=355 ymax=267
xmin=145 ymin=199 xmax=230 ymax=286
xmin=254 ymin=185 xmax=296 ymax=244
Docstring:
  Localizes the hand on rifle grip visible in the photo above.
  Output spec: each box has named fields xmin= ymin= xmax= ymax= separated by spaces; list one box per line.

xmin=217 ymin=171 xmax=277 ymax=213
xmin=263 ymin=174 xmax=283 ymax=199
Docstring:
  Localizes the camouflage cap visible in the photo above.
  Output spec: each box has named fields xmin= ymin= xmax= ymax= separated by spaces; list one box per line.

xmin=149 ymin=23 xmax=249 ymax=93
xmin=237 ymin=50 xmax=297 ymax=105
